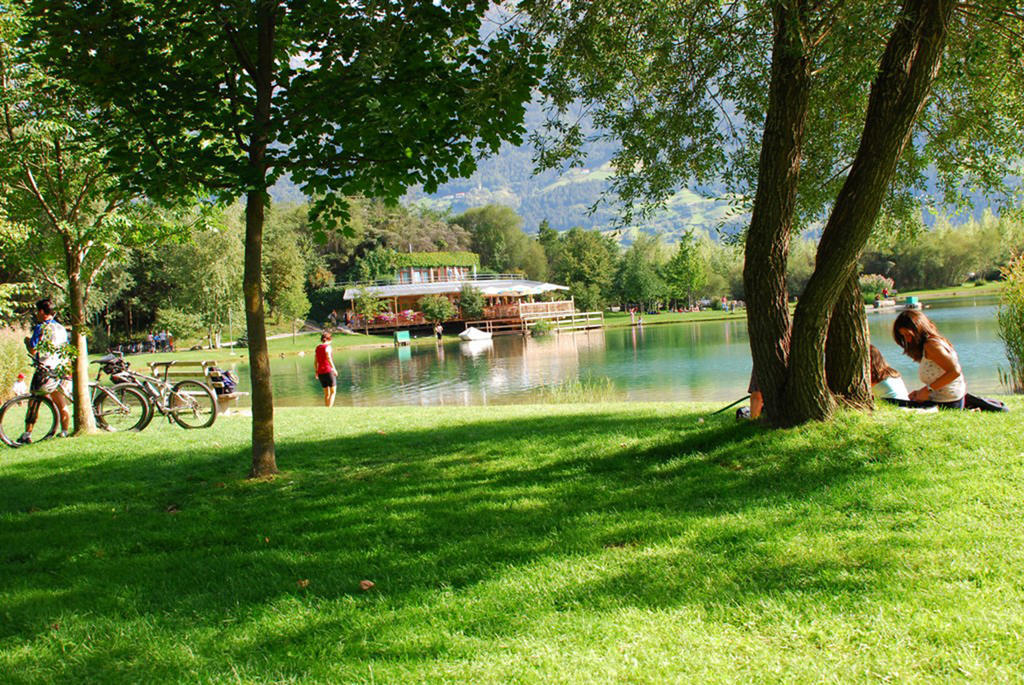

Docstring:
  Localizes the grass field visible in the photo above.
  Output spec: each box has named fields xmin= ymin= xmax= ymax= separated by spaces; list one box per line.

xmin=898 ymin=281 xmax=1003 ymax=300
xmin=2 ymin=402 xmax=1023 ymax=683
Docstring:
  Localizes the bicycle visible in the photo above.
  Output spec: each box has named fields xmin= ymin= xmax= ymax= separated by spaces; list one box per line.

xmin=100 ymin=353 xmax=218 ymax=431
xmin=0 ymin=357 xmax=150 ymax=448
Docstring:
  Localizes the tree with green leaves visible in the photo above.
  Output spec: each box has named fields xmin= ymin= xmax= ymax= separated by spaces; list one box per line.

xmin=529 ymin=0 xmax=1024 ymax=425
xmin=615 ymin=234 xmax=666 ymax=311
xmin=552 ymin=227 xmax=619 ymax=312
xmin=0 ymin=11 xmax=185 ymax=434
xmin=418 ymin=295 xmax=457 ymax=325
xmin=264 ymin=214 xmax=310 ymax=327
xmin=663 ymin=230 xmax=708 ymax=308
xmin=28 ymin=1 xmax=543 ymax=475
xmin=157 ymin=215 xmax=244 ymax=348
xmin=458 ymin=283 xmax=486 ymax=320
xmin=537 ymin=219 xmax=561 ymax=268
xmin=351 ymin=289 xmax=386 ymax=334
xmin=354 ymin=247 xmax=400 ymax=284
xmin=453 ymin=205 xmax=549 ymax=279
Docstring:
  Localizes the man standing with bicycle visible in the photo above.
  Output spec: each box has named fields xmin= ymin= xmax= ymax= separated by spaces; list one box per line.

xmin=19 ymin=298 xmax=70 ymax=443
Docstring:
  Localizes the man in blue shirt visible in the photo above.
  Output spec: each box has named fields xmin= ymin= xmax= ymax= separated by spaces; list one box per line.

xmin=19 ymin=298 xmax=70 ymax=443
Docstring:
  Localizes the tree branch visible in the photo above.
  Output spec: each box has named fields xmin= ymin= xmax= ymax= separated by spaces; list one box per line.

xmin=221 ymin=20 xmax=259 ymax=78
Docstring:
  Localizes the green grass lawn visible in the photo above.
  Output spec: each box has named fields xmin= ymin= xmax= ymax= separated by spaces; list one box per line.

xmin=2 ymin=402 xmax=1024 ymax=682
xmin=604 ymin=308 xmax=747 ymax=328
xmin=898 ymin=281 xmax=1003 ymax=300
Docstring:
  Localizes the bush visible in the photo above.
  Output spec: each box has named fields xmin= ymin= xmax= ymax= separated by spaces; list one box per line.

xmin=156 ymin=308 xmax=205 ymax=339
xmin=458 ymin=283 xmax=485 ymax=320
xmin=309 ymin=285 xmax=349 ymax=323
xmin=0 ymin=326 xmax=29 ymax=403
xmin=531 ymin=319 xmax=553 ymax=337
xmin=418 ymin=295 xmax=456 ymax=324
xmin=997 ymin=254 xmax=1024 ymax=393
xmin=709 ymin=297 xmax=723 ymax=311
xmin=859 ymin=273 xmax=895 ymax=303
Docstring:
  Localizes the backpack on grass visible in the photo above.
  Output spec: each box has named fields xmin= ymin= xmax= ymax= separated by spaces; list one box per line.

xmin=964 ymin=393 xmax=1010 ymax=413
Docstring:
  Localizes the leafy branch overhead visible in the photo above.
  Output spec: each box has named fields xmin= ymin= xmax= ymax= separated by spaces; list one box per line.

xmin=27 ymin=1 xmax=546 ymax=236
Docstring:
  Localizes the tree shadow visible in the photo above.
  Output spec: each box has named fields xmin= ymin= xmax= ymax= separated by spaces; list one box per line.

xmin=0 ymin=408 xmax=922 ymax=680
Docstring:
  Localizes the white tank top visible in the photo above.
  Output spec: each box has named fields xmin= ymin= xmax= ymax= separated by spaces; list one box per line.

xmin=918 ymin=339 xmax=966 ymax=402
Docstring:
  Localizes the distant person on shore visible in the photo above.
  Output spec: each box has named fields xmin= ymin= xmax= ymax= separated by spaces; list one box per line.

xmin=434 ymin=323 xmax=443 ymax=341
xmin=314 ymin=331 xmax=337 ymax=407
xmin=12 ymin=372 xmax=28 ymax=397
xmin=869 ymin=345 xmax=909 ymax=403
xmin=893 ymin=309 xmax=966 ymax=408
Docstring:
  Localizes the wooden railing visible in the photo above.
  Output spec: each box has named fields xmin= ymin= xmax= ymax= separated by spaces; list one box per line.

xmin=350 ymin=311 xmax=427 ymax=331
xmin=519 ymin=300 xmax=574 ymax=317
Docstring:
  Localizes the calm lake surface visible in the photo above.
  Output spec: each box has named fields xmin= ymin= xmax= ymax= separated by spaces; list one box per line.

xmin=230 ymin=295 xmax=1009 ymax=407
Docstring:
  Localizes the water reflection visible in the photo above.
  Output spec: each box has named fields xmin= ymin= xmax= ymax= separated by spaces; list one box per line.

xmin=228 ymin=295 xmax=1006 ymax=407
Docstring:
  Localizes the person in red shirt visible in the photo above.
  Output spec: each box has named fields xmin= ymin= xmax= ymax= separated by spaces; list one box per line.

xmin=314 ymin=331 xmax=337 ymax=407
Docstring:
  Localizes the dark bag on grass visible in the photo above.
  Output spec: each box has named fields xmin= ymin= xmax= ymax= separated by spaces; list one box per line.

xmin=964 ymin=393 xmax=1010 ymax=412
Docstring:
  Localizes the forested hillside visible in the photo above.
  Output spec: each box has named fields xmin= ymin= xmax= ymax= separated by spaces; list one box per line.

xmin=271 ymin=102 xmax=739 ymax=244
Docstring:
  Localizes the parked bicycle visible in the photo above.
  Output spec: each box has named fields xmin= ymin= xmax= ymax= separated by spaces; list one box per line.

xmin=0 ymin=357 xmax=150 ymax=447
xmin=99 ymin=353 xmax=218 ymax=431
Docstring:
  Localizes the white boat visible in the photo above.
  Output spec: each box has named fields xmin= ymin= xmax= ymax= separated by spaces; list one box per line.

xmin=459 ymin=326 xmax=493 ymax=341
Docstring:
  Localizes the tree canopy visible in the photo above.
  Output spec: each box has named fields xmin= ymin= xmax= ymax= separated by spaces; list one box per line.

xmin=26 ymin=0 xmax=545 ymax=474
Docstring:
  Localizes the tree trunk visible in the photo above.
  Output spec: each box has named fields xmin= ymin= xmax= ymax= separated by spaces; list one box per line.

xmin=67 ymin=267 xmax=97 ymax=435
xmin=825 ymin=272 xmax=871 ymax=407
xmin=742 ymin=3 xmax=811 ymax=423
xmin=781 ymin=0 xmax=955 ymax=426
xmin=246 ymin=4 xmax=278 ymax=478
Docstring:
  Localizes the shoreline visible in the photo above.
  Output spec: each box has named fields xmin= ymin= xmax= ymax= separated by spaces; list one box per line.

xmin=107 ymin=282 xmax=1003 ymax=365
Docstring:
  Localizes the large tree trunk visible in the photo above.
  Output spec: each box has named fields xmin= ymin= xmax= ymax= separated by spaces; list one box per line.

xmin=246 ymin=5 xmax=278 ymax=478
xmin=825 ymin=272 xmax=871 ymax=407
xmin=67 ymin=266 xmax=97 ymax=435
xmin=742 ymin=3 xmax=811 ymax=423
xmin=780 ymin=0 xmax=955 ymax=426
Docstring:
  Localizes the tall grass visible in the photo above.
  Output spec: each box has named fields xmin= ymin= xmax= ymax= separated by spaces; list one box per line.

xmin=0 ymin=326 xmax=28 ymax=403
xmin=538 ymin=373 xmax=617 ymax=402
xmin=997 ymin=253 xmax=1024 ymax=393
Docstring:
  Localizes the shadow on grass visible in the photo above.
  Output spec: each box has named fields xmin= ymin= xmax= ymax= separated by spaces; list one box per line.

xmin=0 ymin=408 xmax=915 ymax=679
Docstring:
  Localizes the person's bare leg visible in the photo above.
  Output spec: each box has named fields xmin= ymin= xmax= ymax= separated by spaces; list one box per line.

xmin=50 ymin=390 xmax=70 ymax=432
xmin=750 ymin=391 xmax=763 ymax=419
xmin=327 ymin=387 xmax=336 ymax=408
xmin=322 ymin=387 xmax=331 ymax=407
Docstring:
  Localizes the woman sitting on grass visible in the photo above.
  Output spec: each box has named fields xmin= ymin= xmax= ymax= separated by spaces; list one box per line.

xmin=869 ymin=345 xmax=909 ymax=403
xmin=893 ymin=309 xmax=967 ymax=409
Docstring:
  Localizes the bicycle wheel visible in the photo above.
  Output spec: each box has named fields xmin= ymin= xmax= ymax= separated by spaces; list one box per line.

xmin=93 ymin=384 xmax=150 ymax=433
xmin=0 ymin=394 xmax=58 ymax=447
xmin=169 ymin=380 xmax=218 ymax=429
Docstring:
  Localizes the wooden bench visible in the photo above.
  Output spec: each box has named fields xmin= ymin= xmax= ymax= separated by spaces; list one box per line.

xmin=148 ymin=360 xmax=248 ymax=415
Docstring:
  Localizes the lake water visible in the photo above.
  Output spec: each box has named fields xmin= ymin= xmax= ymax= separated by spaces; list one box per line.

xmin=229 ymin=295 xmax=1010 ymax=407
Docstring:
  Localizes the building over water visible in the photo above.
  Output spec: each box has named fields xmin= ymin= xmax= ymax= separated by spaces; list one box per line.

xmin=340 ymin=252 xmax=601 ymax=334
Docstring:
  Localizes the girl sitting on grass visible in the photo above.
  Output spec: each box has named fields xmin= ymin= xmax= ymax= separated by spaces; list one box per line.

xmin=893 ymin=309 xmax=967 ymax=409
xmin=869 ymin=345 xmax=909 ymax=403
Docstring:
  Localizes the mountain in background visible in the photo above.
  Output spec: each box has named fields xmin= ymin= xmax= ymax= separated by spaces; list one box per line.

xmin=270 ymin=102 xmax=740 ymax=245
xmin=269 ymin=101 xmax=1006 ymax=244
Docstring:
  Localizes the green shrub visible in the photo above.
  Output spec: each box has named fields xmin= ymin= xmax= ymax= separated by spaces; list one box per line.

xmin=0 ymin=326 xmax=29 ymax=403
xmin=418 ymin=295 xmax=456 ymax=324
xmin=531 ymin=319 xmax=553 ymax=337
xmin=859 ymin=273 xmax=895 ymax=304
xmin=309 ymin=285 xmax=349 ymax=323
xmin=997 ymin=254 xmax=1024 ymax=393
xmin=156 ymin=308 xmax=205 ymax=339
xmin=458 ymin=283 xmax=485 ymax=320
